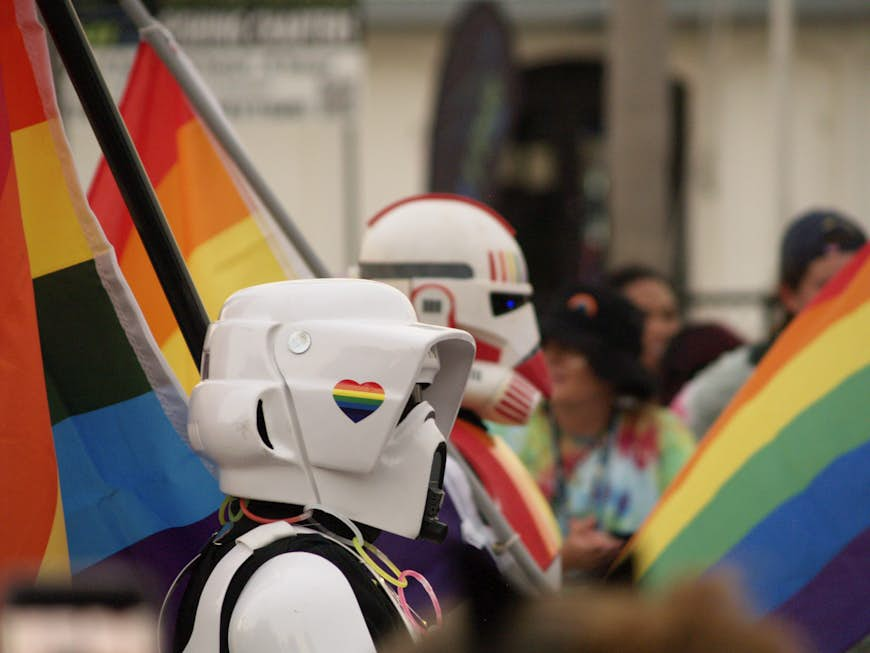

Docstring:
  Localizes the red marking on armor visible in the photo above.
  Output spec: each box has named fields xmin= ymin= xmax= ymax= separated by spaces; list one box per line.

xmin=474 ymin=339 xmax=501 ymax=363
xmin=515 ymin=350 xmax=552 ymax=398
xmin=509 ymin=374 xmax=535 ymax=394
xmin=504 ymin=385 xmax=529 ymax=405
xmin=366 ymin=193 xmax=515 ymax=235
xmin=410 ymin=283 xmax=456 ymax=328
xmin=506 ymin=387 xmax=532 ymax=407
xmin=495 ymin=403 xmax=526 ymax=423
xmin=501 ymin=396 xmax=530 ymax=418
xmin=488 ymin=251 xmax=497 ymax=281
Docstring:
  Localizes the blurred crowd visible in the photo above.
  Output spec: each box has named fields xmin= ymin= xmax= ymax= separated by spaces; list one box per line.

xmin=493 ymin=207 xmax=865 ymax=582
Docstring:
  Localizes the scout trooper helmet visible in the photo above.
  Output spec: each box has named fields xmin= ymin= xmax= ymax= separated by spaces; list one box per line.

xmin=188 ymin=279 xmax=475 ymax=541
xmin=358 ymin=193 xmax=551 ymax=425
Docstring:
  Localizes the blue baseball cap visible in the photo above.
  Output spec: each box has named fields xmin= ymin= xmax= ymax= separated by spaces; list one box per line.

xmin=779 ymin=209 xmax=866 ymax=289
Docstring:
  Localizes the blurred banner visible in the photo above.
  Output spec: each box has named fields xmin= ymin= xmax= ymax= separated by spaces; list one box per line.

xmin=628 ymin=246 xmax=870 ymax=653
xmin=155 ymin=1 xmax=361 ymax=117
xmin=428 ymin=1 xmax=517 ymax=202
xmin=0 ymin=0 xmax=221 ymax=591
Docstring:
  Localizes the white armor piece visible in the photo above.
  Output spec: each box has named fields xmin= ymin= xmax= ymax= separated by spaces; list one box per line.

xmin=181 ymin=280 xmax=475 ymax=652
xmin=358 ymin=193 xmax=551 ymax=425
xmin=189 ymin=279 xmax=475 ymax=540
xmin=182 ymin=522 xmax=403 ymax=653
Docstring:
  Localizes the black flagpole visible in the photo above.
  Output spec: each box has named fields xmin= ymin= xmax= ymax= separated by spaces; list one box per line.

xmin=37 ymin=0 xmax=209 ymax=365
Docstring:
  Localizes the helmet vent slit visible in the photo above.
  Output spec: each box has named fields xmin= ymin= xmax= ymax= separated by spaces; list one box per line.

xmin=256 ymin=400 xmax=274 ymax=449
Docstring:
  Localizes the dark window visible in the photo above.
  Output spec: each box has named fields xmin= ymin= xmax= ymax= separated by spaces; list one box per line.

xmin=422 ymin=299 xmax=443 ymax=313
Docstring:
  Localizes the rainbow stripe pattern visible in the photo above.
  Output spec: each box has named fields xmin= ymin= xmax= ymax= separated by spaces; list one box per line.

xmin=488 ymin=249 xmax=527 ymax=283
xmin=333 ymin=380 xmax=385 ymax=423
xmin=628 ymin=245 xmax=870 ymax=653
xmin=0 ymin=0 xmax=221 ymax=586
xmin=89 ymin=42 xmax=310 ymax=394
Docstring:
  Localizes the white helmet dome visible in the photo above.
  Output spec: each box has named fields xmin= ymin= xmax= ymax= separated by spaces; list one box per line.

xmin=362 ymin=193 xmax=526 ymax=282
xmin=359 ymin=194 xmax=551 ymax=425
xmin=188 ymin=279 xmax=475 ymax=541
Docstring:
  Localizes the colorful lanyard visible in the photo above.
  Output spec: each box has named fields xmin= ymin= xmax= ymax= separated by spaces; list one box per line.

xmin=550 ymin=410 xmax=619 ymax=525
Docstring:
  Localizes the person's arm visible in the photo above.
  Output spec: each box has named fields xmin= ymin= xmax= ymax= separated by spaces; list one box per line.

xmin=561 ymin=516 xmax=623 ymax=575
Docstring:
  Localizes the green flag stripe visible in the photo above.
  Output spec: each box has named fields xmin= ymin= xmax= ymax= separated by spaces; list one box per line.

xmin=334 ymin=395 xmax=385 ymax=407
xmin=642 ymin=365 xmax=870 ymax=585
xmin=34 ymin=259 xmax=152 ymax=424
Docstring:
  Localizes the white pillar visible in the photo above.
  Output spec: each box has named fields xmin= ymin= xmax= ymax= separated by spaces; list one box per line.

xmin=606 ymin=0 xmax=671 ymax=273
xmin=769 ymin=0 xmax=795 ymax=226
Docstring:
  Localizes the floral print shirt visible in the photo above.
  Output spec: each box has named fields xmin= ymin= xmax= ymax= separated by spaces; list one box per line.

xmin=490 ymin=404 xmax=695 ymax=537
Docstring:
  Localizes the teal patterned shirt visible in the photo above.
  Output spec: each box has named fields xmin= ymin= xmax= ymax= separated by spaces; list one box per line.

xmin=490 ymin=404 xmax=696 ymax=536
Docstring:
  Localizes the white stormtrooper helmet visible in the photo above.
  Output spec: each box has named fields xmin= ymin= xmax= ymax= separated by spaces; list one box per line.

xmin=358 ymin=193 xmax=551 ymax=425
xmin=188 ymin=279 xmax=475 ymax=542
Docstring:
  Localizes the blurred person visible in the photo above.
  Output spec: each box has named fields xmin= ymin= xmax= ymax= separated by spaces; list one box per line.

xmin=659 ymin=322 xmax=745 ymax=406
xmin=358 ymin=194 xmax=562 ymax=615
xmin=380 ymin=575 xmax=809 ymax=653
xmin=677 ymin=208 xmax=866 ymax=439
xmin=172 ymin=279 xmax=475 ymax=652
xmin=608 ymin=264 xmax=682 ymax=377
xmin=493 ymin=284 xmax=695 ymax=579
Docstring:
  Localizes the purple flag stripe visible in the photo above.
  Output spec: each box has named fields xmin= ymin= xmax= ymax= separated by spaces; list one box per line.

xmin=774 ymin=528 xmax=870 ymax=653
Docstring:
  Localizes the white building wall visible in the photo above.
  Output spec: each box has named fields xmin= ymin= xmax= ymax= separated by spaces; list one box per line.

xmin=61 ymin=15 xmax=870 ymax=336
xmin=672 ymin=21 xmax=870 ymax=338
xmin=363 ymin=18 xmax=870 ymax=340
xmin=359 ymin=28 xmax=441 ymax=220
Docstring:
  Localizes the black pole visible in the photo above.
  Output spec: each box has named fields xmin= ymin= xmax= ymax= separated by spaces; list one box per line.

xmin=37 ymin=0 xmax=208 ymax=365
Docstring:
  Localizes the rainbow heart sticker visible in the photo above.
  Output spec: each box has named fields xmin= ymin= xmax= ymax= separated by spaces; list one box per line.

xmin=333 ymin=380 xmax=385 ymax=423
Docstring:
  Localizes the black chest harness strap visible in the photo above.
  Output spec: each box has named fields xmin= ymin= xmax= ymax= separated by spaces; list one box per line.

xmin=174 ymin=521 xmax=411 ymax=653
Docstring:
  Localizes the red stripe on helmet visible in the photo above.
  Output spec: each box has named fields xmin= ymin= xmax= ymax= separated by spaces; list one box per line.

xmin=366 ymin=193 xmax=515 ymax=235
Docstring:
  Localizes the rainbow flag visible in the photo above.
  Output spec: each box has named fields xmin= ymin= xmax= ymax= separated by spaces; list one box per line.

xmin=629 ymin=246 xmax=870 ymax=653
xmin=89 ymin=42 xmax=310 ymax=393
xmin=0 ymin=0 xmax=221 ymax=588
xmin=451 ymin=419 xmax=561 ymax=574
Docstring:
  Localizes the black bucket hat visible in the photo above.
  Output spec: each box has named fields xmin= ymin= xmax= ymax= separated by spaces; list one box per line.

xmin=541 ymin=284 xmax=655 ymax=401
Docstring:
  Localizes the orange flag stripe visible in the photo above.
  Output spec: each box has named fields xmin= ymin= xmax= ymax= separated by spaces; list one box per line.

xmin=697 ymin=254 xmax=870 ymax=449
xmin=159 ymin=119 xmax=252 ymax=255
xmin=90 ymin=43 xmax=294 ymax=389
xmin=115 ymin=116 xmax=255 ymax=345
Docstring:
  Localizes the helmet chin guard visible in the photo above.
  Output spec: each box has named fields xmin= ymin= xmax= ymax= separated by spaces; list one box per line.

xmin=189 ymin=279 xmax=475 ymax=540
xmin=359 ymin=194 xmax=551 ymax=423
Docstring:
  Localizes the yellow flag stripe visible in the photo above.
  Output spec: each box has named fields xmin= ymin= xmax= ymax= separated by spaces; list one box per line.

xmin=157 ymin=216 xmax=289 ymax=395
xmin=15 ymin=120 xmax=92 ymax=277
xmin=634 ymin=301 xmax=870 ymax=576
xmin=186 ymin=216 xmax=287 ymax=319
xmin=161 ymin=329 xmax=200 ymax=396
xmin=36 ymin=481 xmax=70 ymax=581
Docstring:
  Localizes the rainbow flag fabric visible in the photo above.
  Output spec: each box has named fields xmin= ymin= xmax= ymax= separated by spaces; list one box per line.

xmin=629 ymin=245 xmax=870 ymax=653
xmin=451 ymin=419 xmax=561 ymax=574
xmin=89 ymin=42 xmax=311 ymax=393
xmin=1 ymin=0 xmax=221 ymax=588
